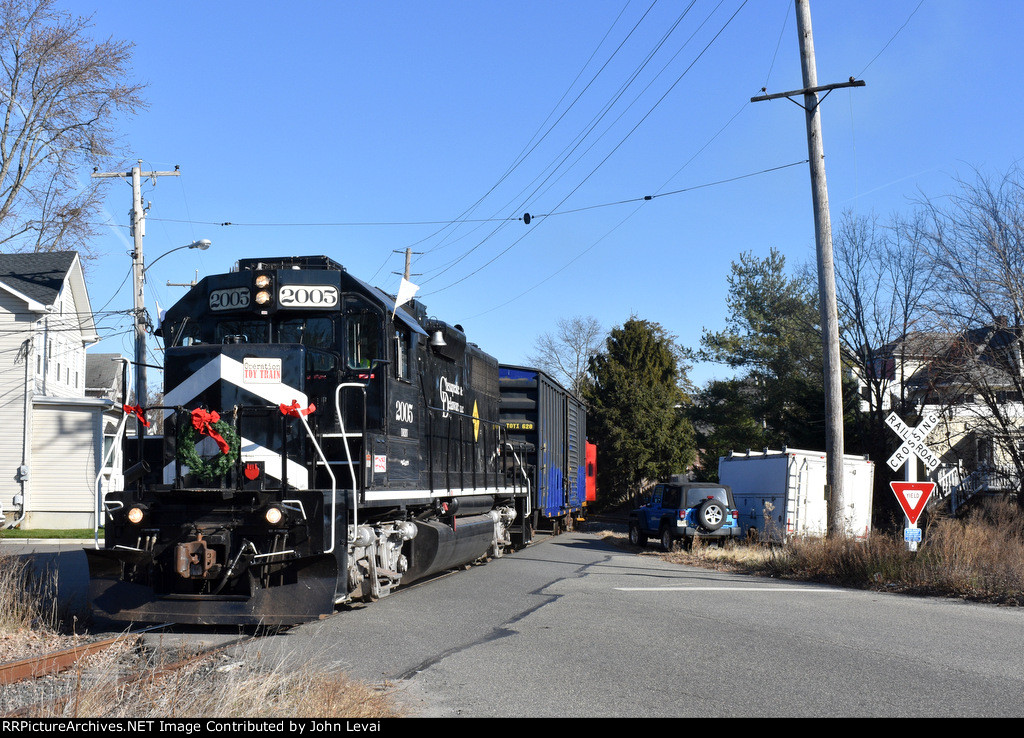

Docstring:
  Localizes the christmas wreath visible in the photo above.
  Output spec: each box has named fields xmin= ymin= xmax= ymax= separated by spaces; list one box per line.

xmin=176 ymin=408 xmax=239 ymax=482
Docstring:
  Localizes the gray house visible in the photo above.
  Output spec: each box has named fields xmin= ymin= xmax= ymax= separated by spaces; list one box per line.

xmin=0 ymin=252 xmax=123 ymax=529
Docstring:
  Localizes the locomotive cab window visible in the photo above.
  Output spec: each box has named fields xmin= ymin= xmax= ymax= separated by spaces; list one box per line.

xmin=395 ymin=326 xmax=411 ymax=381
xmin=278 ymin=317 xmax=334 ymax=349
xmin=173 ymin=320 xmax=203 ymax=347
xmin=216 ymin=319 xmax=269 ymax=344
xmin=345 ymin=298 xmax=382 ymax=371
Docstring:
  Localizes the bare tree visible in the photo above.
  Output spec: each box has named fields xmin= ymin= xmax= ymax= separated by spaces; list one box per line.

xmin=918 ymin=168 xmax=1024 ymax=502
xmin=527 ymin=315 xmax=602 ymax=398
xmin=0 ymin=0 xmax=146 ymax=256
xmin=834 ymin=210 xmax=941 ymax=424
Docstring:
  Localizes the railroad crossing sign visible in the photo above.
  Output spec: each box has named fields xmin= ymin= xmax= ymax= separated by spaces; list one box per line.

xmin=885 ymin=411 xmax=940 ymax=472
xmin=889 ymin=481 xmax=936 ymax=526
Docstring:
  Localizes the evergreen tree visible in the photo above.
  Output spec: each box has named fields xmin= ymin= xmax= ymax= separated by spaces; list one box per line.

xmin=698 ymin=248 xmax=857 ymax=452
xmin=584 ymin=318 xmax=695 ymax=505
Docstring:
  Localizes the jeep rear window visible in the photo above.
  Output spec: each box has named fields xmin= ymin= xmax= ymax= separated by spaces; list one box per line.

xmin=685 ymin=488 xmax=730 ymax=508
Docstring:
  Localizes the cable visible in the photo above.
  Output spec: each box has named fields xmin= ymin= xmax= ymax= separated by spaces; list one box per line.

xmin=424 ymin=0 xmax=751 ymax=296
xmin=857 ymin=0 xmax=925 ymax=77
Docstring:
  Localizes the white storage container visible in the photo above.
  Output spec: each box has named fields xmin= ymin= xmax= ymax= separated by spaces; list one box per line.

xmin=718 ymin=448 xmax=874 ymax=541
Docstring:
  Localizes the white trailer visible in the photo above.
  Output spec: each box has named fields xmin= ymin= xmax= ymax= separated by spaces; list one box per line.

xmin=718 ymin=448 xmax=874 ymax=541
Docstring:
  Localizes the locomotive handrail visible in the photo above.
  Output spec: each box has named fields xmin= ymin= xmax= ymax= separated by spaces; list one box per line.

xmin=424 ymin=403 xmax=517 ymax=493
xmin=334 ymin=381 xmax=367 ymax=549
xmin=291 ymin=404 xmax=337 ymax=554
xmin=93 ymin=411 xmax=131 ymax=549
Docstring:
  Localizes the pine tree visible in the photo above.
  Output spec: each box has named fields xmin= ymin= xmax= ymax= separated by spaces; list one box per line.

xmin=584 ymin=318 xmax=695 ymax=505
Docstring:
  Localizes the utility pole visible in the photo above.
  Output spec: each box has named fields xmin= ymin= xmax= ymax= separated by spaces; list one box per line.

xmin=91 ymin=162 xmax=180 ymax=439
xmin=751 ymin=0 xmax=864 ymax=537
xmin=392 ymin=247 xmax=421 ymax=281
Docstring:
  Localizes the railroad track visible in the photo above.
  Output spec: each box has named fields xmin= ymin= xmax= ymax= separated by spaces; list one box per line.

xmin=0 ymin=623 xmax=259 ymax=717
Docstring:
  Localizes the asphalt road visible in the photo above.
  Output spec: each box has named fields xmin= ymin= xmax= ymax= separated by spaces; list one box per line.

xmin=249 ymin=531 xmax=1024 ymax=718
xmin=9 ymin=533 xmax=1024 ymax=717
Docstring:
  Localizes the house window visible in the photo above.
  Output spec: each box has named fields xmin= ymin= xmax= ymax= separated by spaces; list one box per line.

xmin=102 ymin=435 xmax=116 ymax=469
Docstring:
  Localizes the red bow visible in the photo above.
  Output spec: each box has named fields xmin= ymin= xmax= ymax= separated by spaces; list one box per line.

xmin=190 ymin=408 xmax=230 ymax=455
xmin=279 ymin=400 xmax=316 ymax=418
xmin=123 ymin=404 xmax=150 ymax=428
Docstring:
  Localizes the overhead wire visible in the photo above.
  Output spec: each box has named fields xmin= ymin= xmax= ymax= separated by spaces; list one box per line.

xmin=468 ymin=0 xmax=795 ymax=318
xmin=414 ymin=0 xmax=702 ymax=276
xmin=423 ymin=0 xmax=751 ymax=297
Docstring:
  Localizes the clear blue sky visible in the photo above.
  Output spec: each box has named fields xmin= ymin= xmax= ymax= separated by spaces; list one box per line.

xmin=69 ymin=0 xmax=1024 ymax=390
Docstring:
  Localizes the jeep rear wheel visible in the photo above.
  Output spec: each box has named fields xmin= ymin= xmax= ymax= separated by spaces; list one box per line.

xmin=629 ymin=521 xmax=647 ymax=547
xmin=661 ymin=527 xmax=676 ymax=552
xmin=697 ymin=499 xmax=725 ymax=531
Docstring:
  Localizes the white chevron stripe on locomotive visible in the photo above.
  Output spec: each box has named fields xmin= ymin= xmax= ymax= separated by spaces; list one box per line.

xmin=163 ymin=354 xmax=311 ymax=488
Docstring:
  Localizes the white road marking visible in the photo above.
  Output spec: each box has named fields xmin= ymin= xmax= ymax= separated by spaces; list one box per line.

xmin=616 ymin=586 xmax=840 ymax=592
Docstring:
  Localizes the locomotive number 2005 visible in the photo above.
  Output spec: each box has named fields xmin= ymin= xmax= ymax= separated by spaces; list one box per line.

xmin=209 ymin=287 xmax=251 ymax=311
xmin=279 ymin=285 xmax=340 ymax=308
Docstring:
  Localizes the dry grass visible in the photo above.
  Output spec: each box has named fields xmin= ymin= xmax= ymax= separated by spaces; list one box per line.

xmin=0 ymin=552 xmax=404 ymax=718
xmin=20 ymin=649 xmax=405 ymax=718
xmin=600 ymin=497 xmax=1024 ymax=605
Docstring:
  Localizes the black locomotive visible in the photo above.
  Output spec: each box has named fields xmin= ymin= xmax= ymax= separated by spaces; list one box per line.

xmin=86 ymin=255 xmax=536 ymax=625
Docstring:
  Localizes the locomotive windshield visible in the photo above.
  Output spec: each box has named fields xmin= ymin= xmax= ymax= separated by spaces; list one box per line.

xmin=279 ymin=316 xmax=333 ymax=348
xmin=215 ymin=319 xmax=269 ymax=343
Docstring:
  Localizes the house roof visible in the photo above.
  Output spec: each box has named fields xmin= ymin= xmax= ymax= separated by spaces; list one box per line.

xmin=0 ymin=251 xmax=98 ymax=341
xmin=0 ymin=251 xmax=78 ymax=306
xmin=86 ymin=353 xmax=125 ymax=400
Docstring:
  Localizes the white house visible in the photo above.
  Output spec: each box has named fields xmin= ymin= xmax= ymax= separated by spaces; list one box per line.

xmin=0 ymin=252 xmax=123 ymax=529
xmin=854 ymin=321 xmax=1024 ymax=511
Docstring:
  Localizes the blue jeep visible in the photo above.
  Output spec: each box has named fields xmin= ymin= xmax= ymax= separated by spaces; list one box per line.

xmin=628 ymin=482 xmax=741 ymax=551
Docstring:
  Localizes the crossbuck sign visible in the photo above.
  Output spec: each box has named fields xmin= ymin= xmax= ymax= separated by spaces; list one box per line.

xmin=885 ymin=411 xmax=940 ymax=473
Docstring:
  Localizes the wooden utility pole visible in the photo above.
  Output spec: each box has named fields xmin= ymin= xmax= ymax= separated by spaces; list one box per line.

xmin=91 ymin=162 xmax=180 ymax=436
xmin=751 ymin=0 xmax=864 ymax=536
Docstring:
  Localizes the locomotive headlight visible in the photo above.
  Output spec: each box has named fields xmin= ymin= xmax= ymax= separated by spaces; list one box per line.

xmin=127 ymin=506 xmax=147 ymax=524
xmin=255 ymin=274 xmax=271 ymax=289
xmin=255 ymin=290 xmax=272 ymax=305
xmin=264 ymin=506 xmax=284 ymax=526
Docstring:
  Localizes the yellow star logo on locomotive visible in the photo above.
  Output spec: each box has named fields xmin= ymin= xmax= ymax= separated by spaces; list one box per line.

xmin=473 ymin=400 xmax=480 ymax=442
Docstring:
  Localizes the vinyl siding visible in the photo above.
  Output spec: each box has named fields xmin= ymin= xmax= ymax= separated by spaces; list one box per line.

xmin=30 ymin=401 xmax=101 ymax=515
xmin=0 ymin=289 xmax=39 ymax=504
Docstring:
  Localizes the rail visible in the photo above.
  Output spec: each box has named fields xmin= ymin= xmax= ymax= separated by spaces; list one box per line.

xmin=292 ymin=404 xmax=337 ymax=554
xmin=424 ymin=403 xmax=520 ymax=494
xmin=334 ymin=382 xmax=367 ymax=549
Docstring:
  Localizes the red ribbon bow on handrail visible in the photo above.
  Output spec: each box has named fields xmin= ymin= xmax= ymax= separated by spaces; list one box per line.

xmin=279 ymin=400 xmax=316 ymax=418
xmin=190 ymin=408 xmax=230 ymax=455
xmin=123 ymin=404 xmax=150 ymax=428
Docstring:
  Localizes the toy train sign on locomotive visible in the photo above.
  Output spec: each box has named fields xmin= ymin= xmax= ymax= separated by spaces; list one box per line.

xmin=86 ymin=255 xmax=593 ymax=625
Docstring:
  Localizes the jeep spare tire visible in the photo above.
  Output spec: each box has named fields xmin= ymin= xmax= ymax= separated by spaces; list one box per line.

xmin=697 ymin=499 xmax=725 ymax=531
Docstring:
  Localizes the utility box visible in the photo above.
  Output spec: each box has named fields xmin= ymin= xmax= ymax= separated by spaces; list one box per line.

xmin=718 ymin=448 xmax=874 ymax=541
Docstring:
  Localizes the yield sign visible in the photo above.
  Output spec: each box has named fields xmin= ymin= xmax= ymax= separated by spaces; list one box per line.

xmin=890 ymin=481 xmax=935 ymax=526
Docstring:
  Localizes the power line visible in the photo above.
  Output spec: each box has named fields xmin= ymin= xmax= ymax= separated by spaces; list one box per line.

xmin=858 ymin=0 xmax=925 ymax=77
